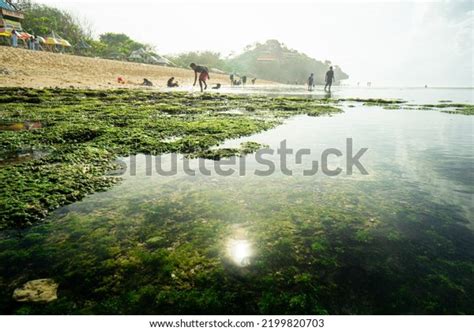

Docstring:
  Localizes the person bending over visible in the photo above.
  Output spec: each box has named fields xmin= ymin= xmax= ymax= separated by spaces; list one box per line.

xmin=190 ymin=63 xmax=210 ymax=92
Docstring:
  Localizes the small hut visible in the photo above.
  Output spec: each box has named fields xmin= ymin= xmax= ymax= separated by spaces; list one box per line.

xmin=74 ymin=39 xmax=92 ymax=56
xmin=0 ymin=0 xmax=24 ymax=41
xmin=128 ymin=48 xmax=174 ymax=66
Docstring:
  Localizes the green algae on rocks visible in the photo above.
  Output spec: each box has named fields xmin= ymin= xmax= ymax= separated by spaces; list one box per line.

xmin=421 ymin=103 xmax=474 ymax=115
xmin=339 ymin=97 xmax=474 ymax=115
xmin=338 ymin=98 xmax=406 ymax=105
xmin=0 ymin=174 xmax=472 ymax=314
xmin=0 ymin=88 xmax=342 ymax=229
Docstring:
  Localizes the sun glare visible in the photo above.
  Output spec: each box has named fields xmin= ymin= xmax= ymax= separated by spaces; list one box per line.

xmin=227 ymin=239 xmax=253 ymax=267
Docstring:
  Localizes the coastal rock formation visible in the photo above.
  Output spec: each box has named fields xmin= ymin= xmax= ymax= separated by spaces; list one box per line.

xmin=12 ymin=279 xmax=59 ymax=303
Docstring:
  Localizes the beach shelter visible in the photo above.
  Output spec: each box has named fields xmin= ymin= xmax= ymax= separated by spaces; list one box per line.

xmin=0 ymin=0 xmax=24 ymax=37
xmin=76 ymin=39 xmax=91 ymax=49
xmin=128 ymin=48 xmax=146 ymax=61
xmin=43 ymin=31 xmax=71 ymax=52
xmin=44 ymin=31 xmax=71 ymax=47
xmin=129 ymin=48 xmax=175 ymax=66
xmin=59 ymin=39 xmax=72 ymax=47
xmin=128 ymin=48 xmax=159 ymax=64
xmin=74 ymin=39 xmax=92 ymax=55
xmin=155 ymin=54 xmax=174 ymax=66
xmin=43 ymin=31 xmax=61 ymax=46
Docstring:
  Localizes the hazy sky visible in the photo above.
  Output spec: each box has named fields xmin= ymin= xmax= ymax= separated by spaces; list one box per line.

xmin=37 ymin=0 xmax=473 ymax=87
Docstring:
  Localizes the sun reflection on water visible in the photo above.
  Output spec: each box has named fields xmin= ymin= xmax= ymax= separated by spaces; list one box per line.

xmin=227 ymin=239 xmax=253 ymax=267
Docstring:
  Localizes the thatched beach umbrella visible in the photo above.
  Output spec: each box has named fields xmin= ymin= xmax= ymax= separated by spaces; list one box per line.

xmin=43 ymin=31 xmax=71 ymax=52
xmin=75 ymin=39 xmax=91 ymax=49
xmin=44 ymin=36 xmax=60 ymax=46
xmin=59 ymin=39 xmax=71 ymax=47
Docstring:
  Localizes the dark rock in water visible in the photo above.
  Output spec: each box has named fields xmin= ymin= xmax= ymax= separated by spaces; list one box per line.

xmin=13 ymin=279 xmax=59 ymax=303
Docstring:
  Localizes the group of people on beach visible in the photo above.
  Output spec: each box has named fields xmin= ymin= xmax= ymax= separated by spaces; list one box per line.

xmin=175 ymin=63 xmax=239 ymax=92
xmin=139 ymin=62 xmax=335 ymax=93
xmin=188 ymin=62 xmax=335 ymax=93
xmin=229 ymin=74 xmax=257 ymax=87
xmin=9 ymin=29 xmax=43 ymax=51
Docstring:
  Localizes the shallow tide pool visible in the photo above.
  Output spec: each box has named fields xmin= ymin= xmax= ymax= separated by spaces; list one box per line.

xmin=0 ymin=87 xmax=473 ymax=314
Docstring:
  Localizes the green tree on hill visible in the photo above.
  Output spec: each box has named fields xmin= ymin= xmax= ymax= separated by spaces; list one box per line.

xmin=168 ymin=40 xmax=349 ymax=84
xmin=17 ymin=0 xmax=91 ymax=46
xmin=16 ymin=1 xmax=156 ymax=61
xmin=97 ymin=33 xmax=154 ymax=60
xmin=167 ymin=51 xmax=227 ymax=71
xmin=227 ymin=40 xmax=349 ymax=84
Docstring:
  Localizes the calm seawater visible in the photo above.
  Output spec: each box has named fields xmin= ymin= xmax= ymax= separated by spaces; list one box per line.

xmin=203 ymin=85 xmax=474 ymax=104
xmin=0 ymin=87 xmax=472 ymax=314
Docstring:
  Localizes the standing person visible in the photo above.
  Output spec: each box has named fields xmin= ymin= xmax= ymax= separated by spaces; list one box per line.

xmin=251 ymin=78 xmax=256 ymax=85
xmin=324 ymin=66 xmax=335 ymax=92
xmin=307 ymin=73 xmax=314 ymax=91
xmin=28 ymin=36 xmax=35 ymax=50
xmin=11 ymin=29 xmax=18 ymax=48
xmin=242 ymin=75 xmax=247 ymax=86
xmin=34 ymin=36 xmax=40 ymax=51
xmin=229 ymin=73 xmax=234 ymax=86
xmin=190 ymin=63 xmax=210 ymax=92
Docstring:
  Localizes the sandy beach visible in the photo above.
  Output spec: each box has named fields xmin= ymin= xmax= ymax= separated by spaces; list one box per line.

xmin=0 ymin=46 xmax=272 ymax=89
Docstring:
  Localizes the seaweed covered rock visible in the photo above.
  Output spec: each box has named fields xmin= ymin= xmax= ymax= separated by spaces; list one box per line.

xmin=0 ymin=88 xmax=343 ymax=229
xmin=12 ymin=279 xmax=59 ymax=303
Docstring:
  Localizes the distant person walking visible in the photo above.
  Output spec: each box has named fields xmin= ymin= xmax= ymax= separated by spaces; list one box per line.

xmin=11 ymin=29 xmax=18 ymax=48
xmin=190 ymin=63 xmax=210 ymax=92
xmin=251 ymin=78 xmax=256 ymax=85
xmin=230 ymin=73 xmax=234 ymax=86
xmin=324 ymin=66 xmax=335 ymax=92
xmin=242 ymin=75 xmax=247 ymax=86
xmin=307 ymin=73 xmax=314 ymax=91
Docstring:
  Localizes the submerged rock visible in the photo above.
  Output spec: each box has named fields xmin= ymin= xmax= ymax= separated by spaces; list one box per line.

xmin=13 ymin=279 xmax=59 ymax=303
